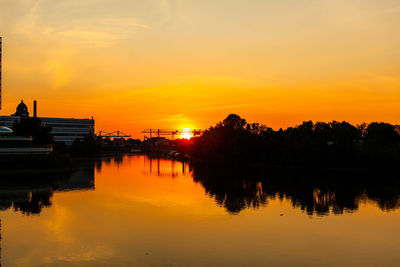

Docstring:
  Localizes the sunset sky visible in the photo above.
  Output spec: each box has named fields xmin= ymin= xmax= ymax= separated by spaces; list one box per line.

xmin=0 ymin=0 xmax=399 ymax=138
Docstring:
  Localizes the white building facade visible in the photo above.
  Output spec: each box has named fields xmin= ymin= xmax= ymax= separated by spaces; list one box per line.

xmin=0 ymin=115 xmax=95 ymax=146
xmin=0 ymin=101 xmax=95 ymax=146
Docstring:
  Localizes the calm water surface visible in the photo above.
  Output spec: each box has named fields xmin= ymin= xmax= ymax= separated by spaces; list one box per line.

xmin=1 ymin=155 xmax=400 ymax=266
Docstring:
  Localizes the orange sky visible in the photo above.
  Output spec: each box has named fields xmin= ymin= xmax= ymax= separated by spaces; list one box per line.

xmin=0 ymin=0 xmax=399 ymax=138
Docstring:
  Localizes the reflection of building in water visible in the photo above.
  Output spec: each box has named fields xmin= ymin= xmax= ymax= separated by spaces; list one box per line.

xmin=55 ymin=167 xmax=95 ymax=191
xmin=0 ymin=163 xmax=95 ymax=267
xmin=0 ymin=163 xmax=95 ymax=215
xmin=144 ymin=156 xmax=188 ymax=178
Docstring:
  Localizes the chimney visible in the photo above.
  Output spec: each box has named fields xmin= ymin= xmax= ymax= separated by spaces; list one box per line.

xmin=33 ymin=100 xmax=37 ymax=117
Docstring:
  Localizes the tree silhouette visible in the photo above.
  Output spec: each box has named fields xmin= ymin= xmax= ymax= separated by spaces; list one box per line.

xmin=222 ymin=114 xmax=247 ymax=129
xmin=187 ymin=114 xmax=400 ymax=167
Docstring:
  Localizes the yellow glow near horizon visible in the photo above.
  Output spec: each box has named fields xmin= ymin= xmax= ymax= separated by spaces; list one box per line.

xmin=179 ymin=128 xmax=193 ymax=140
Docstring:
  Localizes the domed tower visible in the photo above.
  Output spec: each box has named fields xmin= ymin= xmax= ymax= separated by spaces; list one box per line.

xmin=12 ymin=100 xmax=29 ymax=118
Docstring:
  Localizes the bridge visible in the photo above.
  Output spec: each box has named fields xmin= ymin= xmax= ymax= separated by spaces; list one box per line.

xmin=96 ymin=131 xmax=131 ymax=139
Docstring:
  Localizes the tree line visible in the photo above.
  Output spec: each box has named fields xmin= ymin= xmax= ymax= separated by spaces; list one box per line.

xmin=187 ymin=114 xmax=400 ymax=167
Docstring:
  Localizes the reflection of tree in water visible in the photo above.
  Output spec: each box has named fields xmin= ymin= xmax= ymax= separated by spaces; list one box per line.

xmin=192 ymin=166 xmax=400 ymax=215
xmin=0 ymin=163 xmax=95 ymax=215
xmin=192 ymin=168 xmax=267 ymax=214
xmin=12 ymin=190 xmax=53 ymax=215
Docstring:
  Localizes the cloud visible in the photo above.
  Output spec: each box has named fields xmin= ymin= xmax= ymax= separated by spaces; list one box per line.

xmin=56 ymin=18 xmax=148 ymax=47
xmin=157 ymin=113 xmax=185 ymax=122
xmin=10 ymin=1 xmax=148 ymax=48
xmin=384 ymin=5 xmax=400 ymax=14
xmin=12 ymin=0 xmax=50 ymax=38
xmin=193 ymin=103 xmax=255 ymax=112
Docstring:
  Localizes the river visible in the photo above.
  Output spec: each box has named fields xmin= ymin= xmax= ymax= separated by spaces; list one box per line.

xmin=1 ymin=155 xmax=399 ymax=266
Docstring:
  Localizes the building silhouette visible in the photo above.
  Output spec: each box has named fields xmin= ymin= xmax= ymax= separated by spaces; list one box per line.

xmin=0 ymin=101 xmax=95 ymax=146
xmin=12 ymin=100 xmax=29 ymax=117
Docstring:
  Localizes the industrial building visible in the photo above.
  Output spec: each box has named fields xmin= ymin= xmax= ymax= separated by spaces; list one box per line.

xmin=0 ymin=126 xmax=52 ymax=156
xmin=0 ymin=101 xmax=95 ymax=146
xmin=0 ymin=37 xmax=95 ymax=146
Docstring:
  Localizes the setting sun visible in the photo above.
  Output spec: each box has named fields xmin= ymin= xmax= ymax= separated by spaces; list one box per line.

xmin=179 ymin=128 xmax=193 ymax=139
